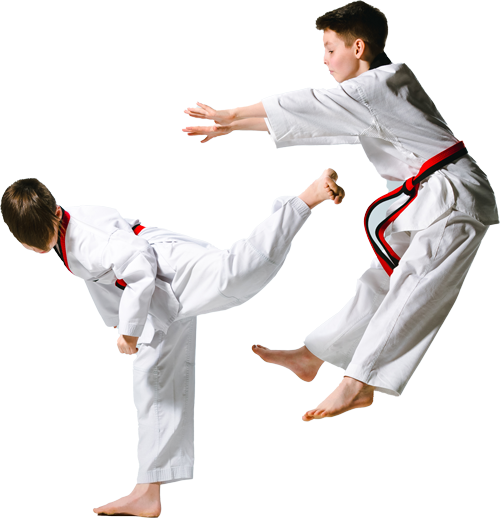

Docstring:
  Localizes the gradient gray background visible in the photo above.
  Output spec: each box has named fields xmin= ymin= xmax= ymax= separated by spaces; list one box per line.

xmin=0 ymin=0 xmax=500 ymax=517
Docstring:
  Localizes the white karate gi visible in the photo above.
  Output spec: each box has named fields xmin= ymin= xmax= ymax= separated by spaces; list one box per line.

xmin=58 ymin=196 xmax=310 ymax=483
xmin=262 ymin=63 xmax=498 ymax=396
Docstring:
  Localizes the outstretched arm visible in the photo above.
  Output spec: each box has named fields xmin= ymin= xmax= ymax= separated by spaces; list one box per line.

xmin=183 ymin=118 xmax=268 ymax=143
xmin=184 ymin=102 xmax=266 ymax=125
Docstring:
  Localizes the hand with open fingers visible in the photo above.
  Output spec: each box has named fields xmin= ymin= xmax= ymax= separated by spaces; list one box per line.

xmin=184 ymin=102 xmax=234 ymax=125
xmin=182 ymin=124 xmax=232 ymax=143
xmin=117 ymin=334 xmax=139 ymax=355
xmin=324 ymin=168 xmax=346 ymax=205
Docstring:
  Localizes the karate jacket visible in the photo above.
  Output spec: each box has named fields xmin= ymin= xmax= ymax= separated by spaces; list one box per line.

xmin=56 ymin=205 xmax=183 ymax=342
xmin=262 ymin=63 xmax=498 ymax=232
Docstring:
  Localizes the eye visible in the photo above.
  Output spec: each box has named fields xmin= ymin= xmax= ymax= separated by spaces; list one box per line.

xmin=329 ymin=51 xmax=334 ymax=54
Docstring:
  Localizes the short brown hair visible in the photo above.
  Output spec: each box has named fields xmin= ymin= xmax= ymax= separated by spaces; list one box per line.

xmin=1 ymin=178 xmax=60 ymax=250
xmin=316 ymin=2 xmax=388 ymax=57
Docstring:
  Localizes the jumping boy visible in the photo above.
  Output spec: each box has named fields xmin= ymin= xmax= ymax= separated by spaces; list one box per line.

xmin=1 ymin=169 xmax=343 ymax=517
xmin=183 ymin=1 xmax=498 ymax=420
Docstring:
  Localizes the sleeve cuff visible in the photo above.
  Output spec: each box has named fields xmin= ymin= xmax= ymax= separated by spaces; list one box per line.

xmin=289 ymin=196 xmax=312 ymax=218
xmin=118 ymin=323 xmax=145 ymax=337
xmin=262 ymin=94 xmax=291 ymax=144
xmin=104 ymin=317 xmax=119 ymax=328
xmin=270 ymin=196 xmax=311 ymax=219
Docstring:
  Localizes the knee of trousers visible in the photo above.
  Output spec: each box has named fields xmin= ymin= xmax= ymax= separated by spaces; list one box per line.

xmin=133 ymin=322 xmax=196 ymax=422
xmin=218 ymin=241 xmax=286 ymax=299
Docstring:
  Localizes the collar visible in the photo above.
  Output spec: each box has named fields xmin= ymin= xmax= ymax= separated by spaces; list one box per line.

xmin=53 ymin=208 xmax=72 ymax=273
xmin=369 ymin=52 xmax=392 ymax=70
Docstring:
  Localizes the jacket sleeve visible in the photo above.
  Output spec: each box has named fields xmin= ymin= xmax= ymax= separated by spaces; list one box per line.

xmin=262 ymin=85 xmax=373 ymax=148
xmin=85 ymin=280 xmax=121 ymax=327
xmin=103 ymin=229 xmax=158 ymax=337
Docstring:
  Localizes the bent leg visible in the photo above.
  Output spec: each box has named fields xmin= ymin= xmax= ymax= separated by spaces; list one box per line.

xmin=252 ymin=231 xmax=411 ymax=380
xmin=305 ymin=263 xmax=390 ymax=369
xmin=345 ymin=210 xmax=488 ymax=396
xmin=302 ymin=212 xmax=487 ymax=420
xmin=304 ymin=229 xmax=411 ymax=368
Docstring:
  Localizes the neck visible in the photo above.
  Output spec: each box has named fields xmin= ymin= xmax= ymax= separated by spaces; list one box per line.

xmin=357 ymin=59 xmax=371 ymax=76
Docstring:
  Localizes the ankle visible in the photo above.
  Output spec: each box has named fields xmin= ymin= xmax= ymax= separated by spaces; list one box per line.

xmin=134 ymin=483 xmax=160 ymax=496
xmin=301 ymin=346 xmax=323 ymax=365
xmin=344 ymin=376 xmax=371 ymax=390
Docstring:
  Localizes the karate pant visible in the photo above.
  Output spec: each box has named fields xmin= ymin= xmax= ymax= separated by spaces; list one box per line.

xmin=305 ymin=209 xmax=488 ymax=396
xmin=133 ymin=196 xmax=311 ymax=483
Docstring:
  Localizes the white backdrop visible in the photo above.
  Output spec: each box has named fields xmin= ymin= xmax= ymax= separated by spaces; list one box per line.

xmin=0 ymin=0 xmax=500 ymax=516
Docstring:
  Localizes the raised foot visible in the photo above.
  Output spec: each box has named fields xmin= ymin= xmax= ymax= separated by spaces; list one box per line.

xmin=298 ymin=168 xmax=345 ymax=209
xmin=252 ymin=345 xmax=323 ymax=382
xmin=93 ymin=483 xmax=161 ymax=517
xmin=302 ymin=376 xmax=374 ymax=421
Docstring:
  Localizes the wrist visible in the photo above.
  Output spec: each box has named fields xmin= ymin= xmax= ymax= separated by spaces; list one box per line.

xmin=122 ymin=334 xmax=139 ymax=345
xmin=229 ymin=108 xmax=240 ymax=121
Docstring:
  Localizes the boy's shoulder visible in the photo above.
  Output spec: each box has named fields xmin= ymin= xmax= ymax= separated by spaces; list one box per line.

xmin=341 ymin=62 xmax=431 ymax=108
xmin=66 ymin=205 xmax=140 ymax=238
xmin=344 ymin=62 xmax=415 ymax=90
xmin=67 ymin=204 xmax=120 ymax=220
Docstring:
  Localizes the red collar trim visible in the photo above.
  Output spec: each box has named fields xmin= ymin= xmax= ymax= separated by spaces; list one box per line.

xmin=58 ymin=209 xmax=72 ymax=274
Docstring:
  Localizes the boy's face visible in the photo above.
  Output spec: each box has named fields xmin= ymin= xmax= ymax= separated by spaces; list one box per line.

xmin=21 ymin=205 xmax=62 ymax=254
xmin=323 ymin=29 xmax=366 ymax=83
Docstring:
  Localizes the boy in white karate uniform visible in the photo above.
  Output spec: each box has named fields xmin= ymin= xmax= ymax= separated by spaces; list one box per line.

xmin=184 ymin=1 xmax=498 ymax=420
xmin=1 ymin=170 xmax=343 ymax=517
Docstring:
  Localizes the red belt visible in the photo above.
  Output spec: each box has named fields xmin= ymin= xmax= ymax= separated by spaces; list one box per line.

xmin=364 ymin=141 xmax=467 ymax=276
xmin=115 ymin=224 xmax=146 ymax=290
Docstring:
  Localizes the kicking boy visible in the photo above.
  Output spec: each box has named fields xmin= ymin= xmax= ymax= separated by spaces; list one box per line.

xmin=1 ymin=169 xmax=343 ymax=517
xmin=183 ymin=2 xmax=498 ymax=419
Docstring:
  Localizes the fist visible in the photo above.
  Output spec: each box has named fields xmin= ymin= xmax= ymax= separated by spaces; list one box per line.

xmin=117 ymin=334 xmax=139 ymax=355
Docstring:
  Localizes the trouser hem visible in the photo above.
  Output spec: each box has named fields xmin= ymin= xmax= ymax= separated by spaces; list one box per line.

xmin=304 ymin=342 xmax=350 ymax=370
xmin=344 ymin=363 xmax=401 ymax=397
xmin=138 ymin=466 xmax=193 ymax=484
xmin=289 ymin=195 xmax=312 ymax=218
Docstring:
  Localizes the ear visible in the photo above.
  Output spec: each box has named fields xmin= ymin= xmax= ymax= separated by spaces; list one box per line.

xmin=55 ymin=205 xmax=63 ymax=220
xmin=353 ymin=38 xmax=367 ymax=60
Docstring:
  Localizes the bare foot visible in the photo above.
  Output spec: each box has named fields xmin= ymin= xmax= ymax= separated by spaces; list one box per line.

xmin=298 ymin=168 xmax=345 ymax=209
xmin=302 ymin=376 xmax=374 ymax=421
xmin=252 ymin=345 xmax=323 ymax=382
xmin=93 ymin=483 xmax=161 ymax=517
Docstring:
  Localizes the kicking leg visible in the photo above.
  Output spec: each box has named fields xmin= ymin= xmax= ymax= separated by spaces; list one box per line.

xmin=170 ymin=168 xmax=343 ymax=319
